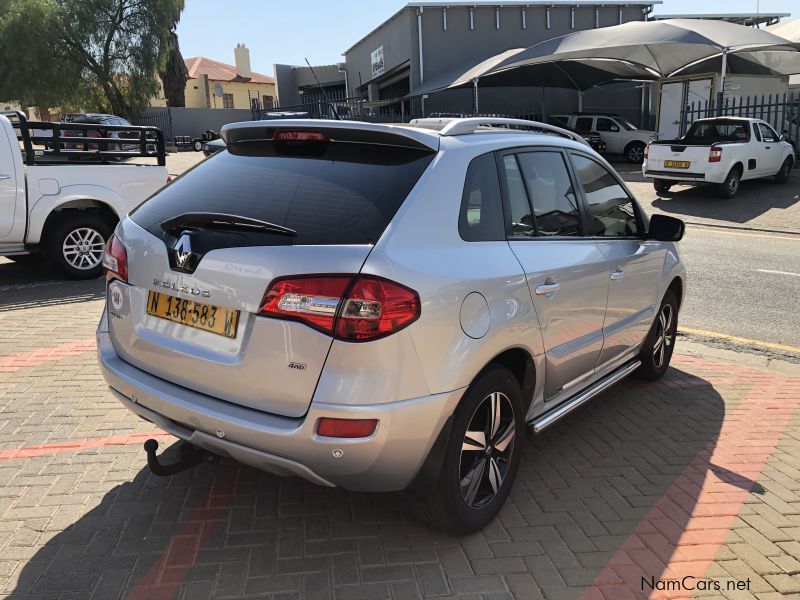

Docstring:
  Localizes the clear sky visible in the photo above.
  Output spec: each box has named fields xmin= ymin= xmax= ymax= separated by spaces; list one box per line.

xmin=175 ymin=0 xmax=797 ymax=77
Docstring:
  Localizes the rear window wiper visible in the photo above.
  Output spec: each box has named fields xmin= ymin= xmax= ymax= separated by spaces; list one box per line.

xmin=161 ymin=212 xmax=297 ymax=236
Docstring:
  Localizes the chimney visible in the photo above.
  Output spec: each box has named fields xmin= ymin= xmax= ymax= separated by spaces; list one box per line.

xmin=234 ymin=43 xmax=252 ymax=78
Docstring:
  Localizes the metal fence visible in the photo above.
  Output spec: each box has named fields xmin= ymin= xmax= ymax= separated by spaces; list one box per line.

xmin=682 ymin=92 xmax=800 ymax=153
xmin=131 ymin=107 xmax=174 ymax=143
xmin=251 ymin=96 xmax=409 ymax=122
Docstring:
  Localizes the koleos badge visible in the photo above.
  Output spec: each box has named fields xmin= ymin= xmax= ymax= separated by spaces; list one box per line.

xmin=174 ymin=234 xmax=193 ymax=269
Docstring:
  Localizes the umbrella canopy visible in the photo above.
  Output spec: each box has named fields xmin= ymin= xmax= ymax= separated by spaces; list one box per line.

xmin=766 ymin=17 xmax=800 ymax=83
xmin=489 ymin=18 xmax=800 ymax=79
xmin=409 ymin=50 xmax=657 ymax=98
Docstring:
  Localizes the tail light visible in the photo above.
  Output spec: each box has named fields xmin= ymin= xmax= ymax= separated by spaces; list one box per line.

xmin=102 ymin=234 xmax=128 ymax=282
xmin=317 ymin=418 xmax=378 ymax=438
xmin=709 ymin=146 xmax=722 ymax=163
xmin=644 ymin=144 xmax=649 ymax=159
xmin=259 ymin=275 xmax=421 ymax=342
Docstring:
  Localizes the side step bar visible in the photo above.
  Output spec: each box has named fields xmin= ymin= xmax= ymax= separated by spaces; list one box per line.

xmin=529 ymin=360 xmax=641 ymax=434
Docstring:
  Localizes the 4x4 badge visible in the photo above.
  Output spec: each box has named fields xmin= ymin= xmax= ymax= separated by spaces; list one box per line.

xmin=173 ymin=234 xmax=192 ymax=268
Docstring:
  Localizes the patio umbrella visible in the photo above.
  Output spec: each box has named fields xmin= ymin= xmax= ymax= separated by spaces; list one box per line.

xmin=487 ymin=19 xmax=800 ymax=98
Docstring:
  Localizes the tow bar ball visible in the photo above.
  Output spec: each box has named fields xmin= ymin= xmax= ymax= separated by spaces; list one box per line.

xmin=143 ymin=438 xmax=212 ymax=476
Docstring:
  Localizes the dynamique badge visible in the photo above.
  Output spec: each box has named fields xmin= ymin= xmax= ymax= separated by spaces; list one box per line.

xmin=173 ymin=234 xmax=193 ymax=268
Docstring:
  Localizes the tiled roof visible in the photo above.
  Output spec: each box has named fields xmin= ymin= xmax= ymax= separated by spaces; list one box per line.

xmin=185 ymin=57 xmax=274 ymax=84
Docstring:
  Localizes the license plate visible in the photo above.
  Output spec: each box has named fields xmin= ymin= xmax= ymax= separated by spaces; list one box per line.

xmin=664 ymin=160 xmax=690 ymax=169
xmin=146 ymin=291 xmax=240 ymax=338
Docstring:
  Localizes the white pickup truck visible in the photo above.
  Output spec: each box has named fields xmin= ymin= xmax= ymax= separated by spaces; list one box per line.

xmin=644 ymin=117 xmax=795 ymax=198
xmin=551 ymin=113 xmax=655 ymax=162
xmin=0 ymin=111 xmax=169 ymax=278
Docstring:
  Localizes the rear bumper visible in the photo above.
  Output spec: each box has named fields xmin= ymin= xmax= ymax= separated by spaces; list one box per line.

xmin=97 ymin=316 xmax=464 ymax=492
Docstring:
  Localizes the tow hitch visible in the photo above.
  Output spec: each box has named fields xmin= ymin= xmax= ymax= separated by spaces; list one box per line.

xmin=143 ymin=438 xmax=212 ymax=476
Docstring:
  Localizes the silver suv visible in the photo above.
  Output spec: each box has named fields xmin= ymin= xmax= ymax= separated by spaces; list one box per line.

xmin=97 ymin=118 xmax=686 ymax=533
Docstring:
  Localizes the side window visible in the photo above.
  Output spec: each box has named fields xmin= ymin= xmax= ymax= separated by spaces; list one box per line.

xmin=753 ymin=124 xmax=762 ymax=142
xmin=502 ymin=155 xmax=535 ymax=236
xmin=513 ymin=151 xmax=583 ymax=237
xmin=574 ymin=117 xmax=593 ymax=133
xmin=758 ymin=123 xmax=778 ymax=143
xmin=596 ymin=118 xmax=619 ymax=132
xmin=571 ymin=154 xmax=640 ymax=237
xmin=458 ymin=153 xmax=506 ymax=242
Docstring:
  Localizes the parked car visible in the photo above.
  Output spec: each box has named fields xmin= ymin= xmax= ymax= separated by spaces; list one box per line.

xmin=202 ymin=137 xmax=225 ymax=156
xmin=644 ymin=117 xmax=795 ymax=198
xmin=60 ymin=113 xmax=137 ymax=153
xmin=552 ymin=113 xmax=655 ymax=162
xmin=548 ymin=117 xmax=606 ymax=154
xmin=97 ymin=117 xmax=685 ymax=533
xmin=0 ymin=111 xmax=168 ymax=278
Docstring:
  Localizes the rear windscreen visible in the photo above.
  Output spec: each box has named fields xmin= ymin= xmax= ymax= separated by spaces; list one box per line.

xmin=131 ymin=141 xmax=435 ymax=245
xmin=683 ymin=120 xmax=750 ymax=143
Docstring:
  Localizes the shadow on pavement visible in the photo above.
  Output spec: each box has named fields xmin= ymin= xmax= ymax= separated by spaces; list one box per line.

xmin=0 ymin=259 xmax=105 ymax=312
xmin=8 ymin=366 xmax=727 ymax=600
xmin=649 ymin=177 xmax=798 ymax=226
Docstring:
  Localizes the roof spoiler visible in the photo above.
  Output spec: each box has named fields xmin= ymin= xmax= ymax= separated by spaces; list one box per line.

xmin=221 ymin=119 xmax=440 ymax=152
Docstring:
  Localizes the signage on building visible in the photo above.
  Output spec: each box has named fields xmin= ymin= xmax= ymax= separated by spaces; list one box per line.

xmin=371 ymin=46 xmax=385 ymax=78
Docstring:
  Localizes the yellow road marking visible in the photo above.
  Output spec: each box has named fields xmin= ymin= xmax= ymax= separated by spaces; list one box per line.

xmin=679 ymin=327 xmax=800 ymax=354
xmin=685 ymin=225 xmax=800 ymax=242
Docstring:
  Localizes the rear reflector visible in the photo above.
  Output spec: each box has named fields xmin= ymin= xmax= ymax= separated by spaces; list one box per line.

xmin=317 ymin=418 xmax=378 ymax=438
xmin=102 ymin=234 xmax=128 ymax=282
xmin=259 ymin=275 xmax=420 ymax=342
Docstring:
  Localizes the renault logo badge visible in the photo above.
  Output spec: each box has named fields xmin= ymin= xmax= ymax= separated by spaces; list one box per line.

xmin=174 ymin=234 xmax=192 ymax=268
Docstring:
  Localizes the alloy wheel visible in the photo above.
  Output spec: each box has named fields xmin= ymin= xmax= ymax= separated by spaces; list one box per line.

xmin=459 ymin=391 xmax=516 ymax=509
xmin=62 ymin=227 xmax=106 ymax=270
xmin=652 ymin=304 xmax=674 ymax=369
xmin=629 ymin=145 xmax=644 ymax=162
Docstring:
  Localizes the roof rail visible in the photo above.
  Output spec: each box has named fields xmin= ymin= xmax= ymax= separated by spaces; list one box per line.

xmin=410 ymin=117 xmax=590 ymax=147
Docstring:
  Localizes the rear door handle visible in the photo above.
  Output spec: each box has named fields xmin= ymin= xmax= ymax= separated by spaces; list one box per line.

xmin=610 ymin=270 xmax=624 ymax=280
xmin=0 ymin=174 xmax=10 ymax=180
xmin=765 ymin=146 xmax=771 ymax=149
xmin=535 ymin=282 xmax=561 ymax=295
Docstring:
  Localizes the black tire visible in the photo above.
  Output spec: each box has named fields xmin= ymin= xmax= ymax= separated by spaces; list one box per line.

xmin=625 ymin=141 xmax=646 ymax=163
xmin=414 ymin=365 xmax=524 ymax=534
xmin=635 ymin=290 xmax=678 ymax=381
xmin=775 ymin=157 xmax=793 ymax=184
xmin=717 ymin=166 xmax=741 ymax=198
xmin=653 ymin=179 xmax=672 ymax=194
xmin=44 ymin=212 xmax=113 ymax=279
xmin=193 ymin=139 xmax=203 ymax=152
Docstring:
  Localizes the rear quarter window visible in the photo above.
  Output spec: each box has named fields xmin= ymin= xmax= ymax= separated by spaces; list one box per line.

xmin=131 ymin=142 xmax=435 ymax=245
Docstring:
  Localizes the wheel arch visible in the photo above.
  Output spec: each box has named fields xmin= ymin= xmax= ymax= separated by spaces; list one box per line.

xmin=666 ymin=275 xmax=684 ymax=311
xmin=40 ymin=199 xmax=120 ymax=243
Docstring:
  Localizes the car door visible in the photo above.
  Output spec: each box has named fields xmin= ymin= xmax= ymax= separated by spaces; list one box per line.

xmin=0 ymin=123 xmax=20 ymax=238
xmin=596 ymin=117 xmax=622 ymax=154
xmin=500 ymin=149 xmax=609 ymax=400
xmin=756 ymin=123 xmax=783 ymax=175
xmin=569 ymin=153 xmax=663 ymax=368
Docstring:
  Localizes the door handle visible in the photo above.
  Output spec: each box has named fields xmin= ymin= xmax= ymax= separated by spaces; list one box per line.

xmin=765 ymin=146 xmax=771 ymax=149
xmin=535 ymin=282 xmax=561 ymax=295
xmin=610 ymin=270 xmax=624 ymax=280
xmin=0 ymin=174 xmax=10 ymax=180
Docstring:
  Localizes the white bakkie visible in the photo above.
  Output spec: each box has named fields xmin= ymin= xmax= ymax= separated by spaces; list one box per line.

xmin=0 ymin=112 xmax=169 ymax=278
xmin=644 ymin=117 xmax=794 ymax=198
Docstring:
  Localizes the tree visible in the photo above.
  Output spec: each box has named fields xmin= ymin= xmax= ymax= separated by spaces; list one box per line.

xmin=0 ymin=0 xmax=184 ymax=118
xmin=159 ymin=1 xmax=187 ymax=108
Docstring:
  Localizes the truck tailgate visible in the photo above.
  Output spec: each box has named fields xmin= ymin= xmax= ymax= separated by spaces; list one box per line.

xmin=646 ymin=144 xmax=710 ymax=176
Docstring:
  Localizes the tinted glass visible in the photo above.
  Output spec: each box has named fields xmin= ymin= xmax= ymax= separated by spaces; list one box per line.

xmin=753 ymin=123 xmax=762 ymax=141
xmin=458 ymin=153 xmax=505 ymax=242
xmin=571 ymin=155 xmax=639 ymax=237
xmin=515 ymin=152 xmax=582 ymax=237
xmin=684 ymin=120 xmax=749 ymax=143
xmin=574 ymin=117 xmax=593 ymax=133
xmin=596 ymin=118 xmax=619 ymax=132
xmin=758 ymin=123 xmax=778 ymax=143
xmin=132 ymin=143 xmax=434 ymax=246
xmin=503 ymin=155 xmax=535 ymax=236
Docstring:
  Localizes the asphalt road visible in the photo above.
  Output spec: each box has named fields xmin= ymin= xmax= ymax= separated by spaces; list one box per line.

xmin=676 ymin=225 xmax=800 ymax=353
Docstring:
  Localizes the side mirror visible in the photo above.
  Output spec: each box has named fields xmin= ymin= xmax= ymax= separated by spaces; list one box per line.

xmin=648 ymin=214 xmax=684 ymax=242
xmin=779 ymin=134 xmax=788 ymax=142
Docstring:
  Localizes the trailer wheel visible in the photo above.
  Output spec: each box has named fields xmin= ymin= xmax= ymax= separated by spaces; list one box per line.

xmin=193 ymin=139 xmax=203 ymax=152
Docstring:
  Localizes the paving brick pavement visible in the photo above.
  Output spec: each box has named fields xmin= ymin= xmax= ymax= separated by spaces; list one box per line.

xmin=0 ymin=280 xmax=798 ymax=599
